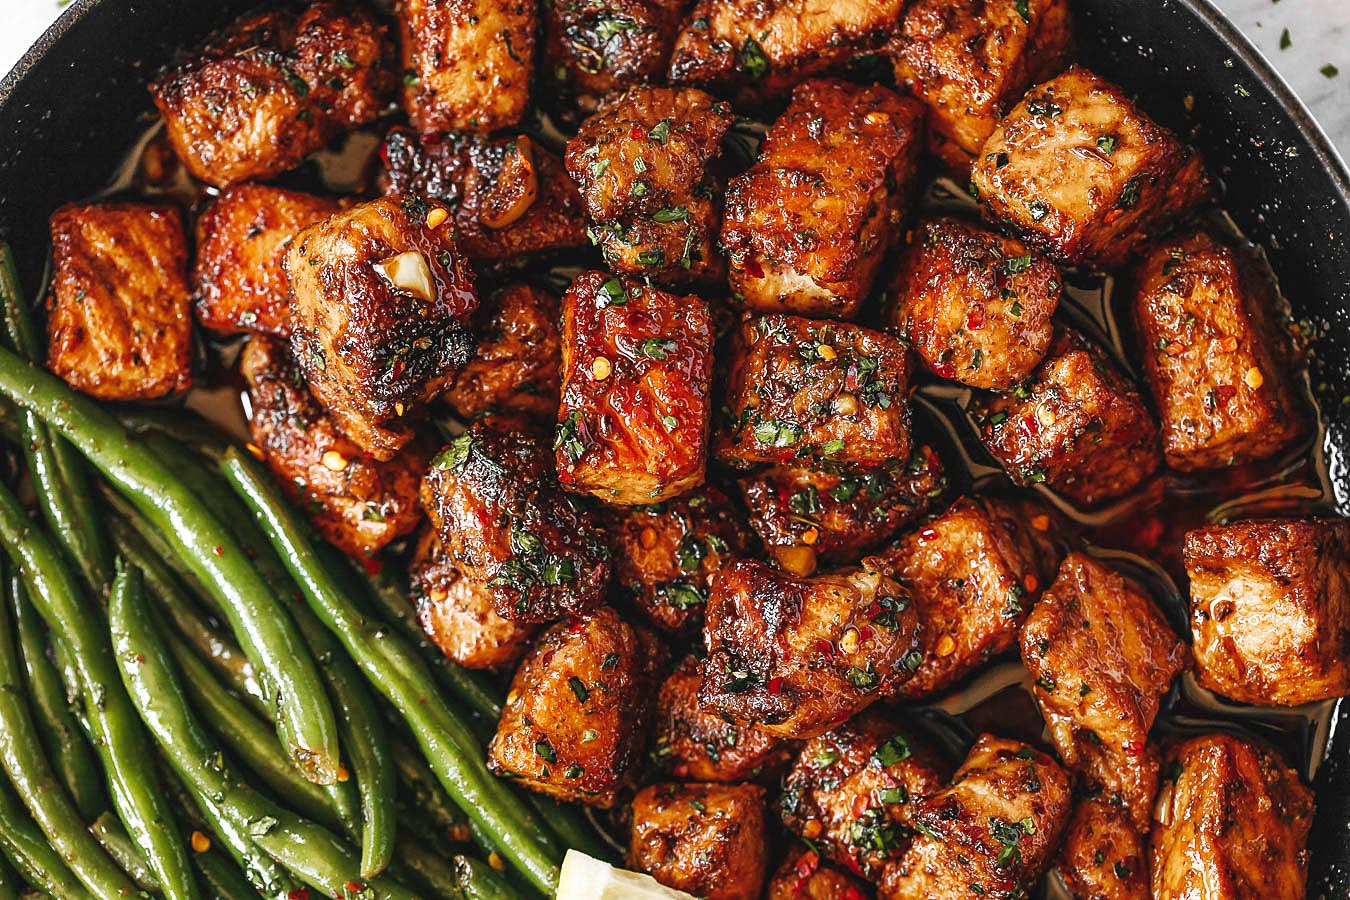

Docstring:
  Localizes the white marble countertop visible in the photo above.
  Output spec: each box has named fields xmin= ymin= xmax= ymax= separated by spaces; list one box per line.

xmin=2 ymin=0 xmax=1347 ymax=158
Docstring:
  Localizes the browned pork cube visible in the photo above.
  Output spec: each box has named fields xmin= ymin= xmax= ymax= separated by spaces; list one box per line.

xmin=1133 ymin=230 xmax=1307 ymax=470
xmin=284 ymin=195 xmax=478 ymax=460
xmin=380 ymin=128 xmax=589 ymax=261
xmin=242 ymin=337 xmax=427 ymax=560
xmin=1185 ymin=518 xmax=1350 ymax=706
xmin=544 ymin=0 xmax=688 ymax=98
xmin=488 ymin=607 xmax=661 ymax=806
xmin=46 ymin=202 xmax=193 ymax=401
xmin=887 ymin=218 xmax=1060 ymax=389
xmin=420 ymin=421 xmax=611 ymax=623
xmin=970 ymin=67 xmax=1211 ymax=269
xmin=193 ymin=183 xmax=339 ymax=338
xmin=719 ymin=315 xmax=913 ymax=470
xmin=565 ymin=86 xmax=734 ymax=285
xmin=740 ymin=449 xmax=946 ymax=577
xmin=556 ymin=272 xmax=713 ymax=504
xmin=767 ymin=847 xmax=874 ymax=900
xmin=609 ymin=488 xmax=751 ymax=633
xmin=1021 ymin=553 xmax=1188 ymax=828
xmin=1150 ymin=734 xmax=1314 ymax=900
xmin=653 ymin=657 xmax=788 ymax=783
xmin=722 ymin=80 xmax=924 ymax=320
xmin=444 ymin=284 xmax=561 ymax=421
xmin=700 ymin=558 xmax=920 ymax=739
xmin=779 ymin=712 xmax=949 ymax=879
xmin=974 ymin=329 xmax=1161 ymax=507
xmin=409 ymin=529 xmax=538 ymax=670
xmin=879 ymin=735 xmax=1072 ymax=900
xmin=889 ymin=0 xmax=1074 ymax=171
xmin=1056 ymin=801 xmax=1149 ymax=900
xmin=629 ymin=782 xmax=769 ymax=900
xmin=884 ymin=496 xmax=1061 ymax=700
xmin=148 ymin=2 xmax=393 ymax=187
xmin=396 ymin=0 xmax=534 ymax=132
xmin=669 ymin=0 xmax=907 ymax=103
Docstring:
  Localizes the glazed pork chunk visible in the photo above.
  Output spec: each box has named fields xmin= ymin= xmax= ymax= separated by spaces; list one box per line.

xmin=555 ymin=271 xmax=714 ymax=505
xmin=721 ymin=79 xmax=925 ymax=320
xmin=149 ymin=1 xmax=393 ymax=187
xmin=420 ymin=419 xmax=611 ymax=624
xmin=444 ymin=283 xmax=562 ymax=422
xmin=889 ymin=0 xmax=1074 ymax=172
xmin=46 ymin=202 xmax=193 ymax=401
xmin=1020 ymin=553 xmax=1189 ymax=828
xmin=778 ymin=711 xmax=949 ymax=879
xmin=1150 ymin=734 xmax=1314 ymax=900
xmin=193 ymin=183 xmax=339 ymax=338
xmin=543 ymin=0 xmax=688 ymax=99
xmin=396 ymin=0 xmax=535 ymax=132
xmin=565 ymin=86 xmax=734 ymax=286
xmin=1185 ymin=517 xmax=1350 ymax=707
xmin=766 ymin=847 xmax=872 ymax=900
xmin=669 ymin=0 xmax=907 ymax=103
xmin=971 ymin=67 xmax=1211 ymax=269
xmin=883 ymin=496 xmax=1061 ymax=700
xmin=879 ymin=735 xmax=1072 ymax=900
xmin=241 ymin=336 xmax=427 ymax=560
xmin=1056 ymin=800 xmax=1149 ymax=900
xmin=1133 ymin=229 xmax=1308 ymax=470
xmin=489 ymin=607 xmax=662 ymax=806
xmin=887 ymin=217 xmax=1061 ymax=389
xmin=629 ymin=782 xmax=770 ymax=900
xmin=381 ymin=128 xmax=589 ymax=262
xmin=284 ymin=195 xmax=478 ymax=460
xmin=973 ymin=328 xmax=1162 ymax=507
xmin=718 ymin=315 xmax=914 ymax=470
xmin=699 ymin=558 xmax=921 ymax=739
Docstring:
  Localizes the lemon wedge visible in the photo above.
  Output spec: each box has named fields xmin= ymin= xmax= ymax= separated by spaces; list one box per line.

xmin=556 ymin=850 xmax=696 ymax=899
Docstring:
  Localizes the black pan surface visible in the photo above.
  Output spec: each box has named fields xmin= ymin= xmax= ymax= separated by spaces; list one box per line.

xmin=3 ymin=0 xmax=1350 ymax=894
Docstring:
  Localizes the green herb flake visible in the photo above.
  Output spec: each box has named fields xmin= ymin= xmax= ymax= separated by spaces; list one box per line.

xmin=648 ymin=119 xmax=672 ymax=144
xmin=740 ymin=37 xmax=769 ymax=81
xmin=873 ymin=735 xmax=912 ymax=767
xmin=431 ymin=434 xmax=476 ymax=470
xmin=535 ymin=740 xmax=558 ymax=764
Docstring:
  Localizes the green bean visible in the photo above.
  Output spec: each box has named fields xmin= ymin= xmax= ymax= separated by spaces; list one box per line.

xmin=190 ymin=846 xmax=263 ymax=900
xmin=391 ymin=740 xmax=470 ymax=841
xmin=109 ymin=562 xmax=416 ymax=900
xmin=0 ymin=853 xmax=18 ymax=900
xmin=89 ymin=813 xmax=161 ymax=893
xmin=454 ymin=856 xmax=521 ymax=900
xmin=0 ymin=569 xmax=137 ymax=899
xmin=0 ymin=776 xmax=89 ymax=899
xmin=223 ymin=448 xmax=564 ymax=894
xmin=7 ymin=574 xmax=103 ymax=820
xmin=0 ymin=344 xmax=341 ymax=786
xmin=392 ymin=840 xmax=466 ymax=899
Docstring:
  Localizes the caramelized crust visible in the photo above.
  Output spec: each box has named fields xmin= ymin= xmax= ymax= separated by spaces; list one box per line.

xmin=970 ymin=67 xmax=1211 ymax=269
xmin=887 ymin=218 xmax=1060 ymax=389
xmin=241 ymin=336 xmax=426 ymax=560
xmin=766 ymin=846 xmax=873 ymax=900
xmin=444 ymin=283 xmax=562 ymax=421
xmin=700 ymin=558 xmax=920 ymax=739
xmin=396 ymin=0 xmax=535 ymax=132
xmin=1056 ymin=800 xmax=1150 ymax=900
xmin=1185 ymin=517 xmax=1350 ymax=707
xmin=544 ymin=0 xmax=688 ymax=98
xmin=193 ymin=183 xmax=340 ymax=338
xmin=1150 ymin=734 xmax=1314 ymax=900
xmin=284 ymin=195 xmax=479 ymax=460
xmin=629 ymin=782 xmax=770 ymax=900
xmin=1021 ymin=553 xmax=1188 ymax=828
xmin=489 ymin=607 xmax=663 ymax=806
xmin=718 ymin=315 xmax=913 ymax=470
xmin=722 ymin=80 xmax=925 ymax=320
xmin=46 ymin=202 xmax=193 ymax=401
xmin=1132 ymin=229 xmax=1307 ymax=470
xmin=974 ymin=328 xmax=1161 ymax=507
xmin=149 ymin=2 xmax=393 ymax=187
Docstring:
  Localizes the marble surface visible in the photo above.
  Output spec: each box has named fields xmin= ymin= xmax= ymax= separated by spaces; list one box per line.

xmin=1 ymin=0 xmax=1347 ymax=157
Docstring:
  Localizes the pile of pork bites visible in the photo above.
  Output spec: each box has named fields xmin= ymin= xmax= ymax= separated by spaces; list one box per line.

xmin=39 ymin=0 xmax=1344 ymax=897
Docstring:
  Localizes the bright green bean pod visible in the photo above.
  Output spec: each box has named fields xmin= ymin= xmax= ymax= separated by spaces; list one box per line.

xmin=0 ymin=776 xmax=90 ymax=899
xmin=0 ymin=344 xmax=340 ymax=786
xmin=109 ymin=561 xmax=416 ymax=900
xmin=89 ymin=812 xmax=161 ymax=893
xmin=8 ymin=573 xmax=103 ymax=820
xmin=0 ymin=571 xmax=137 ymax=899
xmin=454 ymin=856 xmax=521 ymax=900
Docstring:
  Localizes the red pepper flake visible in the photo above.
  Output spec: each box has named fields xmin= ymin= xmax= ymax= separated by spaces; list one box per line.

xmin=212 ymin=545 xmax=224 ymax=557
xmin=767 ymin=676 xmax=784 ymax=694
xmin=567 ymin=616 xmax=585 ymax=634
xmin=932 ymin=361 xmax=957 ymax=379
xmin=421 ymin=130 xmax=442 ymax=145
xmin=390 ymin=359 xmax=406 ymax=380
xmin=966 ymin=304 xmax=986 ymax=330
xmin=743 ymin=257 xmax=764 ymax=279
xmin=859 ymin=625 xmax=875 ymax=643
xmin=628 ymin=125 xmax=645 ymax=140
xmin=814 ymin=639 xmax=835 ymax=657
xmin=344 ymin=882 xmax=366 ymax=894
xmin=287 ymin=890 xmax=310 ymax=900
xmin=794 ymin=850 xmax=820 ymax=879
xmin=919 ymin=527 xmax=938 ymax=541
xmin=1124 ymin=740 xmax=1145 ymax=756
xmin=1018 ymin=414 xmax=1039 ymax=440
xmin=362 ymin=555 xmax=383 ymax=576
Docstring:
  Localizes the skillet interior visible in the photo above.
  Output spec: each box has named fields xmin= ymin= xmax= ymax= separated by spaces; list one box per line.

xmin=2 ymin=0 xmax=1350 ymax=893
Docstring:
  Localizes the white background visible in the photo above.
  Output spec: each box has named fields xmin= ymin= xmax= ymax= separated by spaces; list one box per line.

xmin=2 ymin=0 xmax=1347 ymax=154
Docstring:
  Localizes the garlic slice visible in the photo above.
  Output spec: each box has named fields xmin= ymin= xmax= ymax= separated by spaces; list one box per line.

xmin=373 ymin=250 xmax=435 ymax=302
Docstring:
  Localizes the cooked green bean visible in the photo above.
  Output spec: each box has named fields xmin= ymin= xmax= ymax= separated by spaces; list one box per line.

xmin=454 ymin=855 xmax=521 ymax=900
xmin=190 ymin=845 xmax=263 ymax=900
xmin=392 ymin=840 xmax=466 ymax=899
xmin=0 ymin=853 xmax=18 ymax=900
xmin=89 ymin=813 xmax=160 ymax=893
xmin=0 ymin=344 xmax=341 ymax=786
xmin=0 ymin=776 xmax=89 ymax=899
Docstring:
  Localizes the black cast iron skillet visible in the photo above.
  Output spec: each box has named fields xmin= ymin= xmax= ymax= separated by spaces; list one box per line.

xmin=3 ymin=0 xmax=1350 ymax=894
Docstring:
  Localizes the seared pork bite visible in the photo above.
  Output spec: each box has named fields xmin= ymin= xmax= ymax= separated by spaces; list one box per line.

xmin=444 ymin=283 xmax=562 ymax=422
xmin=1056 ymin=800 xmax=1150 ymax=900
xmin=543 ymin=0 xmax=688 ymax=100
xmin=628 ymin=782 xmax=770 ymax=900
